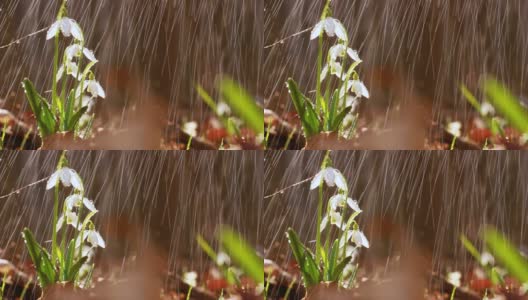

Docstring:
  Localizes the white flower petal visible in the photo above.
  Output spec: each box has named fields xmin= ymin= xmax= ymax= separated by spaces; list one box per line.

xmin=68 ymin=19 xmax=84 ymax=41
xmin=323 ymin=18 xmax=336 ymax=37
xmin=87 ymin=230 xmax=105 ymax=248
xmin=65 ymin=194 xmax=83 ymax=210
xmin=56 ymin=65 xmax=65 ymax=81
xmin=46 ymin=171 xmax=60 ymax=190
xmin=320 ymin=215 xmax=328 ymax=232
xmin=56 ymin=215 xmax=64 ymax=232
xmin=346 ymin=198 xmax=362 ymax=212
xmin=310 ymin=20 xmax=325 ymax=40
xmin=347 ymin=49 xmax=361 ymax=62
xmin=59 ymin=19 xmax=72 ymax=37
xmin=65 ymin=44 xmax=82 ymax=61
xmin=310 ymin=170 xmax=324 ymax=190
xmin=329 ymin=194 xmax=346 ymax=210
xmin=83 ymin=48 xmax=97 ymax=62
xmin=59 ymin=169 xmax=72 ymax=187
xmin=46 ymin=21 xmax=61 ymax=40
xmin=320 ymin=65 xmax=329 ymax=82
xmin=332 ymin=170 xmax=348 ymax=191
xmin=67 ymin=169 xmax=84 ymax=191
xmin=83 ymin=198 xmax=97 ymax=212
xmin=323 ymin=168 xmax=336 ymax=187
xmin=332 ymin=19 xmax=348 ymax=41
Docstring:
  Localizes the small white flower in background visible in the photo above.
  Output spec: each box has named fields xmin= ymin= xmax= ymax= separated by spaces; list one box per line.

xmin=310 ymin=167 xmax=348 ymax=191
xmin=480 ymin=251 xmax=495 ymax=266
xmin=47 ymin=167 xmax=84 ymax=191
xmin=481 ymin=102 xmax=496 ymax=117
xmin=447 ymin=271 xmax=462 ymax=287
xmin=447 ymin=121 xmax=462 ymax=138
xmin=217 ymin=102 xmax=232 ymax=116
xmin=183 ymin=271 xmax=198 ymax=287
xmin=47 ymin=17 xmax=84 ymax=41
xmin=311 ymin=17 xmax=348 ymax=41
xmin=521 ymin=133 xmax=528 ymax=146
xmin=216 ymin=252 xmax=231 ymax=266
xmin=183 ymin=121 xmax=198 ymax=138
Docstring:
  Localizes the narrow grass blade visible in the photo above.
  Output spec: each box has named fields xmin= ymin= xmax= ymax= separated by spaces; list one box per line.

xmin=220 ymin=79 xmax=263 ymax=135
xmin=219 ymin=228 xmax=263 ymax=284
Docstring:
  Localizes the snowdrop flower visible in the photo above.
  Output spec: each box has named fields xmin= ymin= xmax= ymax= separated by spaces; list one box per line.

xmin=47 ymin=167 xmax=84 ymax=191
xmin=348 ymin=80 xmax=370 ymax=99
xmin=329 ymin=194 xmax=346 ymax=210
xmin=183 ymin=121 xmax=198 ymax=138
xmin=346 ymin=198 xmax=362 ymax=213
xmin=57 ymin=60 xmax=81 ymax=81
xmin=47 ymin=17 xmax=84 ymax=41
xmin=310 ymin=167 xmax=348 ymax=191
xmin=329 ymin=210 xmax=344 ymax=228
xmin=310 ymin=18 xmax=348 ymax=41
xmin=216 ymin=252 xmax=231 ymax=266
xmin=328 ymin=45 xmax=362 ymax=63
xmin=65 ymin=44 xmax=98 ymax=63
xmin=349 ymin=230 xmax=369 ymax=248
xmin=480 ymin=102 xmax=496 ymax=117
xmin=85 ymin=80 xmax=106 ymax=99
xmin=217 ymin=102 xmax=232 ymax=116
xmin=320 ymin=60 xmax=343 ymax=82
xmin=183 ymin=271 xmax=198 ymax=287
xmin=447 ymin=121 xmax=462 ymax=138
xmin=447 ymin=271 xmax=462 ymax=287
xmin=480 ymin=251 xmax=495 ymax=266
xmin=56 ymin=211 xmax=80 ymax=232
xmin=85 ymin=230 xmax=106 ymax=248
xmin=65 ymin=194 xmax=97 ymax=213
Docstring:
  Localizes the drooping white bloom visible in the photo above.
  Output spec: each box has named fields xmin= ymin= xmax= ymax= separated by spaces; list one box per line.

xmin=329 ymin=194 xmax=346 ymax=210
xmin=217 ymin=102 xmax=232 ymax=116
xmin=447 ymin=121 xmax=462 ymax=138
xmin=85 ymin=80 xmax=106 ymax=99
xmin=183 ymin=121 xmax=198 ymax=138
xmin=328 ymin=45 xmax=362 ymax=63
xmin=310 ymin=167 xmax=348 ymax=191
xmin=349 ymin=230 xmax=369 ymax=248
xmin=320 ymin=60 xmax=343 ymax=82
xmin=56 ymin=211 xmax=80 ymax=232
xmin=65 ymin=44 xmax=98 ymax=63
xmin=329 ymin=210 xmax=343 ymax=229
xmin=348 ymin=80 xmax=370 ymax=99
xmin=447 ymin=271 xmax=462 ymax=287
xmin=57 ymin=60 xmax=81 ymax=81
xmin=47 ymin=167 xmax=84 ymax=191
xmin=480 ymin=251 xmax=495 ymax=266
xmin=183 ymin=271 xmax=198 ymax=287
xmin=47 ymin=17 xmax=84 ymax=41
xmin=216 ymin=252 xmax=231 ymax=266
xmin=310 ymin=18 xmax=348 ymax=41
xmin=480 ymin=102 xmax=496 ymax=117
xmin=85 ymin=230 xmax=106 ymax=248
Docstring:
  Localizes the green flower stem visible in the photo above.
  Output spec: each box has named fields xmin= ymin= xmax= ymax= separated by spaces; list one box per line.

xmin=52 ymin=181 xmax=60 ymax=263
xmin=315 ymin=0 xmax=332 ymax=116
xmin=315 ymin=180 xmax=324 ymax=263
xmin=52 ymin=34 xmax=60 ymax=115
